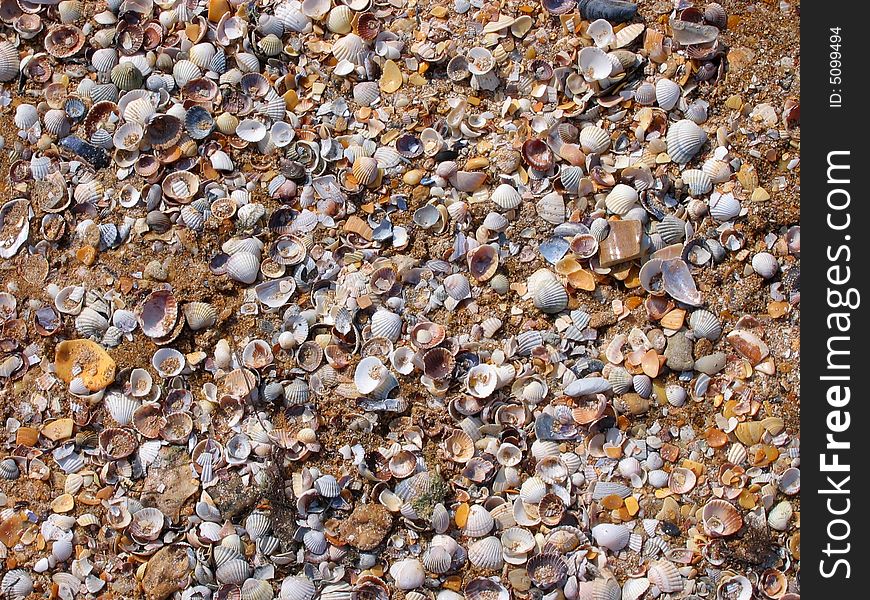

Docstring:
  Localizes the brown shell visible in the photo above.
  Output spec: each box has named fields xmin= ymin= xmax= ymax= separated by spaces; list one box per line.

xmin=44 ymin=24 xmax=85 ymax=58
xmin=521 ymin=139 xmax=555 ymax=171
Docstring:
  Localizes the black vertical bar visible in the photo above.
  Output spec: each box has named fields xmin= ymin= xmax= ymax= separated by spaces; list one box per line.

xmin=802 ymin=2 xmax=865 ymax=595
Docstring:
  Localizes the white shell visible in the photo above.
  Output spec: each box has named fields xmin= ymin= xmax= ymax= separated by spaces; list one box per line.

xmin=467 ymin=536 xmax=504 ymax=570
xmin=767 ymin=500 xmax=793 ymax=531
xmin=751 ymin=252 xmax=779 ymax=279
xmin=708 ymin=191 xmax=741 ymax=222
xmin=533 ymin=279 xmax=568 ymax=314
xmin=587 ymin=19 xmax=615 ymax=48
xmin=519 ymin=476 xmax=547 ymax=504
xmin=216 ymin=559 xmax=252 ymax=585
xmin=105 ymin=392 xmax=139 ymax=426
xmin=389 ymin=559 xmax=425 ymax=590
xmin=370 ymin=309 xmax=403 ymax=341
xmin=1 ymin=569 xmax=33 ymax=600
xmin=578 ymin=46 xmax=612 ymax=81
xmin=491 ymin=183 xmax=523 ymax=210
xmin=655 ymin=78 xmax=681 ymax=111
xmin=702 ymin=158 xmax=732 ymax=183
xmin=622 ymin=578 xmax=650 ymax=600
xmin=14 ymin=104 xmax=39 ymax=130
xmin=226 ymin=251 xmax=261 ymax=284
xmin=280 ymin=576 xmax=316 ymax=600
xmin=237 ymin=119 xmax=268 ymax=142
xmin=591 ymin=523 xmax=630 ymax=551
xmin=536 ymin=192 xmax=566 ymax=225
xmin=667 ymin=119 xmax=708 ymax=164
xmin=172 ymin=60 xmax=201 ymax=88
xmin=605 ymin=184 xmax=639 ymax=215
xmin=463 ymin=505 xmax=494 ymax=537
xmin=681 ymin=169 xmax=713 ymax=196
xmin=152 ymin=348 xmax=185 ymax=378
xmin=332 ymin=33 xmax=367 ymax=65
xmin=648 ymin=560 xmax=683 ymax=593
xmin=579 ymin=125 xmax=611 ymax=154
xmin=689 ymin=309 xmax=722 ymax=341
xmin=465 ymin=363 xmax=498 ymax=398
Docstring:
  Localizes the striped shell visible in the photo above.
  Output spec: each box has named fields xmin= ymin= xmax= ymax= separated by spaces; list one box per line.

xmin=184 ymin=302 xmax=218 ymax=331
xmin=634 ymin=82 xmax=656 ymax=105
xmin=751 ymin=252 xmax=779 ymax=279
xmin=702 ymin=158 xmax=732 ymax=183
xmin=689 ymin=309 xmax=721 ymax=340
xmin=709 ymin=192 xmax=741 ymax=221
xmin=352 ymin=156 xmax=379 ymax=187
xmin=0 ymin=42 xmax=18 ymax=82
xmin=491 ymin=183 xmax=522 ymax=210
xmin=667 ymin=119 xmax=707 ymax=164
xmin=655 ymin=78 xmax=681 ymax=111
xmin=647 ymin=560 xmax=683 ymax=593
xmin=327 ymin=6 xmax=354 ymax=34
xmin=226 ymin=252 xmax=261 ymax=285
xmin=332 ymin=33 xmax=368 ymax=65
xmin=681 ymin=169 xmax=713 ymax=196
xmin=579 ymin=125 xmax=611 ymax=153
xmin=605 ymin=184 xmax=639 ymax=215
xmin=533 ymin=279 xmax=568 ymax=314
xmin=463 ymin=505 xmax=494 ymax=537
xmin=467 ymin=536 xmax=504 ymax=570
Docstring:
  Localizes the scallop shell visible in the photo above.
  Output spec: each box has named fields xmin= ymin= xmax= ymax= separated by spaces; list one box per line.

xmin=605 ymin=184 xmax=639 ymax=215
xmin=491 ymin=183 xmax=523 ymax=210
xmin=217 ymin=559 xmax=253 ymax=585
xmin=579 ymin=125 xmax=611 ymax=154
xmin=327 ymin=6 xmax=354 ymax=34
xmin=110 ymin=62 xmax=144 ymax=91
xmin=14 ymin=104 xmax=39 ymax=130
xmin=527 ymin=553 xmax=568 ymax=590
xmin=591 ymin=523 xmax=630 ymax=551
xmin=227 ymin=251 xmax=261 ymax=285
xmin=702 ymin=499 xmax=743 ymax=537
xmin=280 ymin=576 xmax=316 ymax=600
xmin=648 ymin=560 xmax=682 ymax=593
xmin=332 ymin=33 xmax=368 ymax=65
xmin=370 ymin=309 xmax=403 ymax=341
xmin=533 ymin=279 xmax=568 ymax=314
xmin=655 ymin=78 xmax=681 ymax=111
xmin=0 ymin=41 xmax=20 ymax=82
xmin=667 ymin=119 xmax=708 ymax=164
xmin=682 ymin=169 xmax=713 ymax=195
xmin=709 ymin=192 xmax=742 ymax=222
xmin=353 ymin=81 xmax=380 ymax=106
xmin=536 ymin=192 xmax=566 ymax=225
xmin=578 ymin=46 xmax=612 ymax=81
xmin=634 ymin=82 xmax=656 ymax=105
xmin=467 ymin=536 xmax=503 ymax=570
xmin=1 ymin=570 xmax=33 ymax=600
xmin=751 ymin=252 xmax=779 ymax=279
xmin=463 ymin=505 xmax=494 ymax=537
xmin=689 ymin=309 xmax=721 ymax=340
xmin=702 ymin=158 xmax=732 ymax=183
xmin=352 ymin=156 xmax=380 ymax=187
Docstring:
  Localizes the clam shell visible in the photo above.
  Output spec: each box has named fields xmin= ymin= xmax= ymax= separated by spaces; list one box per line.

xmin=648 ymin=560 xmax=682 ymax=593
xmin=280 ymin=576 xmax=316 ymax=600
xmin=527 ymin=553 xmax=568 ymax=590
xmin=327 ymin=6 xmax=354 ymax=34
xmin=667 ymin=119 xmax=708 ymax=164
xmin=709 ymin=191 xmax=741 ymax=221
xmin=217 ymin=559 xmax=252 ymax=585
xmin=491 ymin=183 xmax=523 ymax=210
xmin=370 ymin=309 xmax=403 ymax=341
xmin=682 ymin=169 xmax=713 ymax=195
xmin=463 ymin=505 xmax=494 ymax=537
xmin=591 ymin=523 xmax=630 ymax=551
xmin=655 ymin=78 xmax=681 ymax=111
xmin=15 ymin=104 xmax=39 ymax=130
xmin=533 ymin=279 xmax=568 ymax=314
xmin=579 ymin=125 xmax=611 ymax=154
xmin=0 ymin=41 xmax=21 ymax=82
xmin=689 ymin=309 xmax=721 ymax=340
xmin=634 ymin=82 xmax=656 ymax=105
xmin=702 ymin=499 xmax=743 ymax=537
xmin=1 ymin=570 xmax=33 ymax=600
xmin=226 ymin=251 xmax=261 ymax=284
xmin=702 ymin=158 xmax=732 ymax=183
xmin=332 ymin=33 xmax=368 ymax=65
xmin=605 ymin=184 xmax=639 ymax=215
xmin=467 ymin=536 xmax=503 ymax=570
xmin=751 ymin=252 xmax=779 ymax=279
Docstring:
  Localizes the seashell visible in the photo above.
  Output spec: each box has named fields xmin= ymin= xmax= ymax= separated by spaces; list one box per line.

xmin=137 ymin=290 xmax=179 ymax=340
xmin=490 ymin=183 xmax=523 ymax=210
xmin=0 ymin=41 xmax=18 ymax=82
xmin=604 ymin=184 xmax=639 ymax=215
xmin=622 ymin=578 xmax=650 ymax=600
xmin=705 ymin=2 xmax=728 ymax=29
xmin=450 ymin=171 xmax=487 ymax=193
xmin=655 ymin=78 xmax=681 ymax=111
xmin=533 ymin=279 xmax=568 ymax=314
xmin=237 ymin=119 xmax=268 ymax=143
xmin=467 ymin=536 xmax=504 ymax=570
xmin=587 ymin=19 xmax=615 ymax=48
xmin=98 ymin=427 xmax=138 ymax=459
xmin=660 ymin=259 xmax=702 ymax=305
xmin=353 ymin=81 xmax=380 ymax=106
xmin=709 ymin=192 xmax=741 ymax=222
xmin=648 ymin=560 xmax=682 ymax=593
xmin=444 ymin=273 xmax=472 ymax=301
xmin=464 ymin=505 xmax=494 ymax=537
xmin=14 ymin=104 xmax=39 ymax=130
xmin=767 ymin=501 xmax=793 ymax=531
xmin=667 ymin=119 xmax=708 ymax=164
xmin=354 ymin=356 xmax=398 ymax=398
xmin=352 ymin=156 xmax=380 ymax=187
xmin=44 ymin=24 xmax=85 ymax=58
xmin=535 ymin=192 xmax=566 ymax=225
xmin=465 ymin=364 xmax=498 ymax=398
xmin=682 ymin=169 xmax=713 ymax=195
xmin=217 ymin=559 xmax=252 ymax=585
xmin=370 ymin=309 xmax=403 ymax=341
xmin=280 ymin=576 xmax=316 ymax=600
xmin=303 ymin=529 xmax=328 ymax=554
xmin=689 ymin=309 xmax=721 ymax=340
xmin=702 ymin=499 xmax=743 ymax=537
xmin=444 ymin=429 xmax=475 ymax=462
xmin=522 ymin=139 xmax=555 ymax=171
xmin=226 ymin=252 xmax=261 ymax=285
xmin=592 ymin=523 xmax=630 ymax=551
xmin=1 ymin=570 xmax=33 ymax=600
xmin=703 ymin=159 xmax=732 ymax=183
xmin=332 ymin=33 xmax=368 ymax=65
xmin=242 ymin=579 xmax=274 ymax=600
xmin=579 ymin=125 xmax=611 ymax=154
xmin=527 ymin=553 xmax=568 ymax=590
xmin=243 ymin=339 xmax=273 ymax=369
xmin=113 ymin=122 xmax=144 ymax=151
xmin=578 ymin=46 xmax=613 ymax=81
xmin=751 ymin=252 xmax=779 ymax=279
xmin=634 ymin=82 xmax=656 ymax=105
xmin=152 ymin=348 xmax=185 ymax=378
xmin=389 ymin=559 xmax=425 ymax=590
xmin=519 ymin=476 xmax=547 ymax=504
xmin=327 ymin=6 xmax=354 ymax=34
xmin=0 ymin=457 xmax=20 ymax=479
xmin=656 ymin=215 xmax=687 ymax=244
xmin=75 ymin=307 xmax=109 ymax=339
xmin=423 ymin=544 xmax=452 ymax=574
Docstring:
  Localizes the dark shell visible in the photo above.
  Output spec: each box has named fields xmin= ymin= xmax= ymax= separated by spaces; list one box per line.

xmin=521 ymin=139 xmax=555 ymax=171
xmin=185 ymin=106 xmax=215 ymax=140
xmin=542 ymin=0 xmax=577 ymax=15
xmin=59 ymin=137 xmax=111 ymax=169
xmin=147 ymin=114 xmax=184 ymax=149
xmin=578 ymin=0 xmax=638 ymax=23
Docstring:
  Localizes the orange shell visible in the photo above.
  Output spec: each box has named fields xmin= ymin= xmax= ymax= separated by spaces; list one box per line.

xmin=54 ymin=339 xmax=116 ymax=391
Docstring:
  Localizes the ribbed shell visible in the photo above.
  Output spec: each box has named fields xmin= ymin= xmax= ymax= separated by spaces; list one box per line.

xmin=173 ymin=60 xmax=201 ymax=88
xmin=533 ymin=279 xmax=568 ymax=314
xmin=702 ymin=158 xmax=732 ymax=183
xmin=184 ymin=302 xmax=218 ymax=331
xmin=327 ymin=5 xmax=354 ymax=34
xmin=681 ymin=169 xmax=713 ymax=196
xmin=632 ymin=374 xmax=653 ymax=398
xmin=370 ymin=309 xmax=403 ymax=341
xmin=110 ymin=62 xmax=143 ymax=91
xmin=655 ymin=78 xmax=681 ymax=110
xmin=634 ymin=82 xmax=656 ymax=105
xmin=607 ymin=367 xmax=633 ymax=394
xmin=467 ymin=536 xmax=504 ymax=570
xmin=689 ymin=309 xmax=721 ymax=340
xmin=604 ymin=184 xmax=638 ymax=215
xmin=536 ymin=192 xmax=566 ymax=225
xmin=667 ymin=119 xmax=707 ymax=164
xmin=579 ymin=125 xmax=611 ymax=153
xmin=648 ymin=560 xmax=683 ymax=593
xmin=332 ymin=33 xmax=367 ymax=65
xmin=226 ymin=251 xmax=261 ymax=285
xmin=0 ymin=42 xmax=20 ymax=82
xmin=709 ymin=192 xmax=741 ymax=221
xmin=751 ymin=252 xmax=779 ymax=279
xmin=491 ymin=183 xmax=522 ymax=210
xmin=656 ymin=215 xmax=687 ymax=244
xmin=352 ymin=156 xmax=379 ymax=186
xmin=463 ymin=505 xmax=494 ymax=537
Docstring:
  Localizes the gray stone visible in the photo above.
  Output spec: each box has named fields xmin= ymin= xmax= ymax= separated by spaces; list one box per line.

xmin=694 ymin=352 xmax=727 ymax=375
xmin=664 ymin=333 xmax=694 ymax=371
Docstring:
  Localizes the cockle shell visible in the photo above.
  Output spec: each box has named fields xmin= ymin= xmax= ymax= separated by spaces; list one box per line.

xmin=467 ymin=536 xmax=503 ymax=570
xmin=648 ymin=560 xmax=683 ymax=593
xmin=655 ymin=78 xmax=681 ymax=111
xmin=579 ymin=125 xmax=611 ymax=154
xmin=591 ymin=523 xmax=630 ymax=551
xmin=667 ymin=119 xmax=708 ymax=164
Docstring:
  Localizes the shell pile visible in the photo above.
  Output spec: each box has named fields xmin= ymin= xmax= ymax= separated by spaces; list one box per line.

xmin=0 ymin=1 xmax=800 ymax=600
